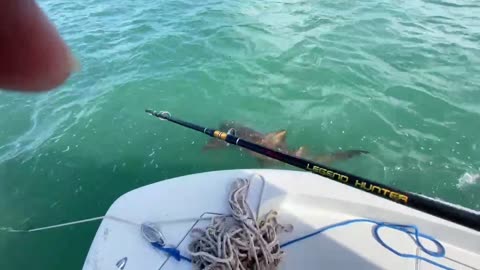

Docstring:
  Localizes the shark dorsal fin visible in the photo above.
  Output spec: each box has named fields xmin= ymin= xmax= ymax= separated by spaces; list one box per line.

xmin=267 ymin=129 xmax=287 ymax=145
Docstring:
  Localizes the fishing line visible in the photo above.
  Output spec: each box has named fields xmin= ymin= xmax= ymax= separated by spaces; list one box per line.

xmin=1 ymin=215 xmax=216 ymax=233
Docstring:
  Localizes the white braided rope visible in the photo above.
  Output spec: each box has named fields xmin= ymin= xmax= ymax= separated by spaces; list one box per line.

xmin=188 ymin=178 xmax=292 ymax=270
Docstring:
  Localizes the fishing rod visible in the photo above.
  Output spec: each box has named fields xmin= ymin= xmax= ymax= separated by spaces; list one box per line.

xmin=145 ymin=109 xmax=480 ymax=231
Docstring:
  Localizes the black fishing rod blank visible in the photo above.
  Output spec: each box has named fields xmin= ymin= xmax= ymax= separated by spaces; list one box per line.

xmin=145 ymin=109 xmax=480 ymax=231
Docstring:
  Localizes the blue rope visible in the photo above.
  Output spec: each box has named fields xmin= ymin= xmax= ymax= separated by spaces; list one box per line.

xmin=151 ymin=242 xmax=192 ymax=262
xmin=149 ymin=218 xmax=452 ymax=270
xmin=281 ymin=219 xmax=452 ymax=270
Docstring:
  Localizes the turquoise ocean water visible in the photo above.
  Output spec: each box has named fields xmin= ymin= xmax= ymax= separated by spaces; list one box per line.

xmin=1 ymin=0 xmax=479 ymax=269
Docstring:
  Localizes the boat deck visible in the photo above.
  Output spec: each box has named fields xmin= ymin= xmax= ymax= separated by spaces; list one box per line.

xmin=83 ymin=169 xmax=480 ymax=270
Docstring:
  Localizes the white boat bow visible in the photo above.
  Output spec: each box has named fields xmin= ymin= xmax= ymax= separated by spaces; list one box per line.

xmin=83 ymin=169 xmax=480 ymax=270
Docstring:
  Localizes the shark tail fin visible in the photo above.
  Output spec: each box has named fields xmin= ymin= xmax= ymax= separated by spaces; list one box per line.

xmin=315 ymin=150 xmax=368 ymax=164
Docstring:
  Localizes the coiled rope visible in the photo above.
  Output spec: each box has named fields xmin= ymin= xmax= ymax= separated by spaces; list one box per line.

xmin=187 ymin=178 xmax=292 ymax=270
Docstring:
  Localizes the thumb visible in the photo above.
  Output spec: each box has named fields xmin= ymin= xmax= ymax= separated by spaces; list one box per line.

xmin=0 ymin=0 xmax=78 ymax=92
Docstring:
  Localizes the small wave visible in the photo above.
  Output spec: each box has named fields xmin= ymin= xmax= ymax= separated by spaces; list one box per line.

xmin=0 ymin=226 xmax=24 ymax=233
xmin=423 ymin=0 xmax=480 ymax=8
xmin=456 ymin=172 xmax=480 ymax=189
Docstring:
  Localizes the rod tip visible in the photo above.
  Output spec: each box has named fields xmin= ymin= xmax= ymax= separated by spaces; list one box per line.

xmin=145 ymin=110 xmax=171 ymax=120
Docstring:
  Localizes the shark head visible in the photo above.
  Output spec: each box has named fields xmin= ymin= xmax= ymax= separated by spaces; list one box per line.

xmin=203 ymin=121 xmax=267 ymax=151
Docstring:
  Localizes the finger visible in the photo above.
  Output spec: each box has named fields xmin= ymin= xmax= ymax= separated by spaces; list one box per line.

xmin=0 ymin=0 xmax=78 ymax=92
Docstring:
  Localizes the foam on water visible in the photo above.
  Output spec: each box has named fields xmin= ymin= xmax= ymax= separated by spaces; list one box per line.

xmin=456 ymin=172 xmax=480 ymax=189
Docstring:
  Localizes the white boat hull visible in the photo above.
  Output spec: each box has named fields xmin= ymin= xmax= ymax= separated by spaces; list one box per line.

xmin=83 ymin=169 xmax=480 ymax=270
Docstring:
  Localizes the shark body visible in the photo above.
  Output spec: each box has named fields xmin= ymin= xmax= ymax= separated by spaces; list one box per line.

xmin=204 ymin=121 xmax=368 ymax=165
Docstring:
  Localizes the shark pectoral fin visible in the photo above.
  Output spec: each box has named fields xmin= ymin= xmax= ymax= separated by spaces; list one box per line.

xmin=202 ymin=138 xmax=229 ymax=151
xmin=316 ymin=150 xmax=369 ymax=164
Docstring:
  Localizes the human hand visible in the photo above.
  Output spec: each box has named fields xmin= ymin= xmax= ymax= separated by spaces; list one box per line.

xmin=0 ymin=0 xmax=77 ymax=92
